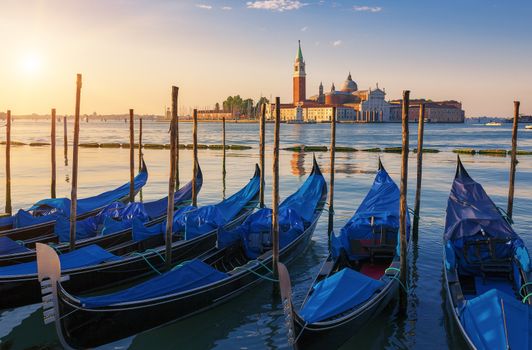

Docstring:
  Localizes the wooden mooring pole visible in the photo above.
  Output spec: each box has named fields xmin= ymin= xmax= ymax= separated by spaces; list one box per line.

xmin=192 ymin=109 xmax=198 ymax=207
xmin=399 ymin=90 xmax=410 ymax=312
xmin=413 ymin=103 xmax=425 ymax=240
xmin=69 ymin=74 xmax=82 ymax=251
xmin=51 ymin=108 xmax=57 ymax=198
xmin=165 ymin=86 xmax=179 ymax=269
xmin=272 ymin=97 xmax=281 ymax=293
xmin=259 ymin=103 xmax=266 ymax=208
xmin=222 ymin=115 xmax=226 ymax=199
xmin=63 ymin=114 xmax=68 ymax=165
xmin=327 ymin=107 xmax=336 ymax=238
xmin=5 ymin=110 xmax=12 ymax=215
xmin=129 ymin=109 xmax=135 ymax=203
xmin=174 ymin=88 xmax=180 ymax=190
xmin=138 ymin=118 xmax=143 ymax=171
xmin=138 ymin=117 xmax=143 ymax=202
xmin=507 ymin=101 xmax=520 ymax=219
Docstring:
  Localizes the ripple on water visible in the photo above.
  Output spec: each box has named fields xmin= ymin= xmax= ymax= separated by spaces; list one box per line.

xmin=0 ymin=121 xmax=531 ymax=350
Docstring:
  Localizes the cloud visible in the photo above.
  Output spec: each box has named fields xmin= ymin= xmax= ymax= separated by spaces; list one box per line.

xmin=221 ymin=6 xmax=232 ymax=10
xmin=196 ymin=4 xmax=213 ymax=10
xmin=353 ymin=6 xmax=382 ymax=12
xmin=246 ymin=0 xmax=307 ymax=12
xmin=301 ymin=26 xmax=308 ymax=32
xmin=332 ymin=40 xmax=342 ymax=47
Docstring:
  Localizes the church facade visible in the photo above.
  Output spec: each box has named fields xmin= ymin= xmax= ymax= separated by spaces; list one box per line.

xmin=268 ymin=41 xmax=465 ymax=123
xmin=269 ymin=41 xmax=392 ymax=123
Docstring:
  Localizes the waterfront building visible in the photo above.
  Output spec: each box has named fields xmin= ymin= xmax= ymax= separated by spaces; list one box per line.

xmin=389 ymin=99 xmax=465 ymax=123
xmin=267 ymin=41 xmax=464 ymax=123
xmin=268 ymin=41 xmax=391 ymax=123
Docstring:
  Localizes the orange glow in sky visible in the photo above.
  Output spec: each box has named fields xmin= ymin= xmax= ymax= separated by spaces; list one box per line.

xmin=0 ymin=1 xmax=531 ymax=117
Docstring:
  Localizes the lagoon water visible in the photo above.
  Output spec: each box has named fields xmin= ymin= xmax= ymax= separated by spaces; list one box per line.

xmin=0 ymin=120 xmax=531 ymax=349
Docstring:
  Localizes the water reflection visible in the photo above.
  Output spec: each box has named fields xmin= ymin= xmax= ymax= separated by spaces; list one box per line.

xmin=290 ymin=151 xmax=306 ymax=176
xmin=0 ymin=121 xmax=531 ymax=350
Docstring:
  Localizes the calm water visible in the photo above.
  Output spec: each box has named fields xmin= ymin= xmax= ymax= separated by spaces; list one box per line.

xmin=0 ymin=120 xmax=531 ymax=350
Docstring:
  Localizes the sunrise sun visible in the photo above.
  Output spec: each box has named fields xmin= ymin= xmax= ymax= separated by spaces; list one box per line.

xmin=19 ymin=53 xmax=42 ymax=75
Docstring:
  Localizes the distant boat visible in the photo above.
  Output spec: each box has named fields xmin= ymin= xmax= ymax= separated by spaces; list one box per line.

xmin=525 ymin=125 xmax=532 ymax=130
xmin=485 ymin=122 xmax=502 ymax=126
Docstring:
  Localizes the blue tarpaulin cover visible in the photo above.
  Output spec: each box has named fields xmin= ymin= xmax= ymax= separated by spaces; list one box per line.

xmin=444 ymin=161 xmax=529 ymax=274
xmin=53 ymin=166 xmax=201 ymax=243
xmin=460 ymin=288 xmax=532 ymax=350
xmin=221 ymin=207 xmax=306 ymax=259
xmin=78 ymin=259 xmax=228 ymax=308
xmin=219 ymin=163 xmax=326 ymax=259
xmin=54 ymin=202 xmax=149 ymax=242
xmin=0 ymin=237 xmax=31 ymax=255
xmin=0 ymin=216 xmax=14 ymax=228
xmin=131 ymin=166 xmax=260 ymax=241
xmin=0 ymin=244 xmax=121 ymax=276
xmin=11 ymin=163 xmax=148 ymax=229
xmin=330 ymin=166 xmax=409 ymax=260
xmin=131 ymin=205 xmax=195 ymax=241
xmin=299 ymin=268 xmax=384 ymax=324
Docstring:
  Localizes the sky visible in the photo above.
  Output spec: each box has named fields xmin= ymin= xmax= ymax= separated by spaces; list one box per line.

xmin=0 ymin=0 xmax=531 ymax=117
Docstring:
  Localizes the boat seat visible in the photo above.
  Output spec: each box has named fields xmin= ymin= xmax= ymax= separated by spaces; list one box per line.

xmin=464 ymin=238 xmax=513 ymax=282
xmin=349 ymin=239 xmax=365 ymax=257
xmin=369 ymin=226 xmax=396 ymax=264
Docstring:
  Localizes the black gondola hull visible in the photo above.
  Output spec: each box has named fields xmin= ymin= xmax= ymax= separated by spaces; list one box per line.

xmin=0 ymin=208 xmax=252 ymax=310
xmin=0 ymin=215 xmax=164 ymax=267
xmin=55 ymin=208 xmax=320 ymax=349
xmin=442 ymin=252 xmax=477 ymax=350
xmin=293 ymin=278 xmax=398 ymax=350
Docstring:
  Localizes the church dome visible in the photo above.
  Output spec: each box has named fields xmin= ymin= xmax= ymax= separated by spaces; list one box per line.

xmin=340 ymin=73 xmax=357 ymax=92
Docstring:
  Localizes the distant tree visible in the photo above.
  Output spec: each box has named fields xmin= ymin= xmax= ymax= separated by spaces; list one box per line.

xmin=243 ymin=98 xmax=253 ymax=116
xmin=255 ymin=97 xmax=269 ymax=112
xmin=215 ymin=102 xmax=220 ymax=112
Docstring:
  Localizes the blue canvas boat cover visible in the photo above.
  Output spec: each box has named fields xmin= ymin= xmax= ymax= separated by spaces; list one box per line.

xmin=218 ymin=164 xmax=326 ymax=259
xmin=0 ymin=237 xmax=31 ymax=255
xmin=54 ymin=202 xmax=150 ymax=242
xmin=444 ymin=163 xmax=517 ymax=242
xmin=78 ymin=259 xmax=228 ymax=308
xmin=460 ymin=288 xmax=532 ymax=350
xmin=53 ymin=168 xmax=201 ymax=242
xmin=132 ymin=166 xmax=260 ymax=241
xmin=299 ymin=268 xmax=384 ymax=324
xmin=444 ymin=161 xmax=529 ymax=274
xmin=0 ymin=215 xmax=14 ymax=228
xmin=0 ymin=244 xmax=121 ymax=277
xmin=11 ymin=163 xmax=148 ymax=229
xmin=330 ymin=167 xmax=409 ymax=260
xmin=220 ymin=207 xmax=306 ymax=259
xmin=278 ymin=167 xmax=327 ymax=224
xmin=131 ymin=205 xmax=195 ymax=242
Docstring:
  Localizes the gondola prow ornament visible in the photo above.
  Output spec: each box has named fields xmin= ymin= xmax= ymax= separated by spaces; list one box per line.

xmin=36 ymin=243 xmax=72 ymax=349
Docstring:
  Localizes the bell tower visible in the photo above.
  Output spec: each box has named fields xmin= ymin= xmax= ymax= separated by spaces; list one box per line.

xmin=293 ymin=40 xmax=306 ymax=104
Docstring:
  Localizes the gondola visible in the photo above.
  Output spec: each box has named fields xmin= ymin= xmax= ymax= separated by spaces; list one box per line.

xmin=443 ymin=157 xmax=532 ymax=349
xmin=36 ymin=158 xmax=326 ymax=349
xmin=0 ymin=165 xmax=260 ymax=309
xmin=278 ymin=160 xmax=410 ymax=350
xmin=0 ymin=163 xmax=202 ymax=267
xmin=0 ymin=160 xmax=149 ymax=241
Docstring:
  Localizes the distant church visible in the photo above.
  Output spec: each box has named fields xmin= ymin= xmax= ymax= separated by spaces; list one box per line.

xmin=271 ymin=41 xmax=391 ymax=123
